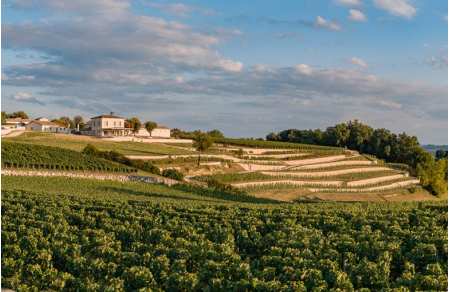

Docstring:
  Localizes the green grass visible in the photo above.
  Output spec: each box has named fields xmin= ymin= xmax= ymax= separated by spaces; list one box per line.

xmin=4 ymin=132 xmax=195 ymax=155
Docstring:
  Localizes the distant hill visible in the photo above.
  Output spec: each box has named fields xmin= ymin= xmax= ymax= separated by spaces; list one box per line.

xmin=422 ymin=144 xmax=448 ymax=154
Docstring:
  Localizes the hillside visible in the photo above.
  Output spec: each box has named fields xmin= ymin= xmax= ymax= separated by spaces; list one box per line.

xmin=1 ymin=134 xmax=446 ymax=291
xmin=134 ymin=140 xmax=429 ymax=202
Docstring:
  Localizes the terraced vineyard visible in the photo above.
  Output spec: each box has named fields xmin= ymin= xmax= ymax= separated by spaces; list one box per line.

xmin=172 ymin=143 xmax=428 ymax=202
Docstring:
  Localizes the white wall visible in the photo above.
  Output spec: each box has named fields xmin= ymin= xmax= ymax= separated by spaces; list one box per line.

xmin=151 ymin=128 xmax=171 ymax=138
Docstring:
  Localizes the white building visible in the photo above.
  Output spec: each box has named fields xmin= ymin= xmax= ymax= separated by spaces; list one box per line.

xmin=26 ymin=120 xmax=70 ymax=134
xmin=86 ymin=114 xmax=131 ymax=137
xmin=135 ymin=127 xmax=151 ymax=137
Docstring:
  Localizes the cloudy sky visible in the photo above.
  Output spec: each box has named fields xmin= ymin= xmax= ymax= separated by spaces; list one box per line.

xmin=2 ymin=0 xmax=448 ymax=143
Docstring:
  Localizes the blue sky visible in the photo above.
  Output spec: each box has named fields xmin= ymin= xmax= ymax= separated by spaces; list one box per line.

xmin=2 ymin=0 xmax=448 ymax=143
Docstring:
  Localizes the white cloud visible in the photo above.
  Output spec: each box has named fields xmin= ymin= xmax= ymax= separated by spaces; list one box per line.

xmin=148 ymin=2 xmax=215 ymax=17
xmin=295 ymin=64 xmax=313 ymax=75
xmin=4 ymin=0 xmax=242 ymax=73
xmin=217 ymin=59 xmax=243 ymax=72
xmin=11 ymin=92 xmax=45 ymax=105
xmin=373 ymin=0 xmax=416 ymax=19
xmin=373 ymin=99 xmax=403 ymax=110
xmin=335 ymin=0 xmax=361 ymax=6
xmin=350 ymin=57 xmax=368 ymax=68
xmin=315 ymin=16 xmax=341 ymax=31
xmin=151 ymin=3 xmax=193 ymax=17
xmin=348 ymin=9 xmax=367 ymax=22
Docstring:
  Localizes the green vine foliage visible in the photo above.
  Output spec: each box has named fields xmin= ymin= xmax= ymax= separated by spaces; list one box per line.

xmin=2 ymin=190 xmax=447 ymax=291
xmin=2 ymin=142 xmax=136 ymax=173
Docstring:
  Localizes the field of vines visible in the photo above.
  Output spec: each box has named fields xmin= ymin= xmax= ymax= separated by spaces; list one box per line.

xmin=215 ymin=138 xmax=344 ymax=153
xmin=2 ymin=185 xmax=447 ymax=291
xmin=4 ymin=132 xmax=194 ymax=155
xmin=2 ymin=142 xmax=136 ymax=173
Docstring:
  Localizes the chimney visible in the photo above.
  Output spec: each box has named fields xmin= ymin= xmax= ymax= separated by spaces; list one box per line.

xmin=110 ymin=112 xmax=114 ymax=116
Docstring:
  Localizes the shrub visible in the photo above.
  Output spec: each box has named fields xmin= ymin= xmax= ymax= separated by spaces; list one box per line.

xmin=162 ymin=169 xmax=184 ymax=181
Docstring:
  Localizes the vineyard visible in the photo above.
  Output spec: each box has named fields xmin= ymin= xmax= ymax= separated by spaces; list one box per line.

xmin=1 ymin=142 xmax=136 ymax=173
xmin=214 ymin=138 xmax=344 ymax=153
xmin=3 ymin=132 xmax=193 ymax=155
xmin=2 ymin=186 xmax=447 ymax=291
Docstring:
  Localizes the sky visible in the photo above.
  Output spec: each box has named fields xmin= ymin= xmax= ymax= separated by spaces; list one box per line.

xmin=1 ymin=0 xmax=448 ymax=144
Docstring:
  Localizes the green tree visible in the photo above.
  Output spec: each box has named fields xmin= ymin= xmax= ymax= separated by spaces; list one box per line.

xmin=435 ymin=150 xmax=448 ymax=160
xmin=193 ymin=132 xmax=213 ymax=166
xmin=266 ymin=132 xmax=279 ymax=141
xmin=1 ymin=111 xmax=7 ymax=124
xmin=73 ymin=115 xmax=85 ymax=131
xmin=324 ymin=123 xmax=350 ymax=147
xmin=127 ymin=117 xmax=142 ymax=134
xmin=59 ymin=116 xmax=74 ymax=128
xmin=8 ymin=111 xmax=28 ymax=119
xmin=207 ymin=129 xmax=225 ymax=139
xmin=417 ymin=157 xmax=448 ymax=196
xmin=145 ymin=121 xmax=157 ymax=134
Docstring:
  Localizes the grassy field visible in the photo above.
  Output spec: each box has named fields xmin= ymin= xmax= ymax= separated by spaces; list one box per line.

xmin=4 ymin=132 xmax=194 ymax=155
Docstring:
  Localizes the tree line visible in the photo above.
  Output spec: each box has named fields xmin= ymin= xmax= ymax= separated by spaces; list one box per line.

xmin=266 ymin=120 xmax=447 ymax=195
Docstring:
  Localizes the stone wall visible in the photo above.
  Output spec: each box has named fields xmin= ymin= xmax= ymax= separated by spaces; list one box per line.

xmin=1 ymin=169 xmax=178 ymax=186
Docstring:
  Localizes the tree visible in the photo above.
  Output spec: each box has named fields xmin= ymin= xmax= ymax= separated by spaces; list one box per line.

xmin=193 ymin=132 xmax=213 ymax=166
xmin=266 ymin=132 xmax=279 ymax=141
xmin=416 ymin=156 xmax=448 ymax=196
xmin=60 ymin=116 xmax=74 ymax=128
xmin=73 ymin=116 xmax=85 ymax=131
xmin=1 ymin=112 xmax=7 ymax=124
xmin=127 ymin=117 xmax=142 ymax=134
xmin=145 ymin=121 xmax=157 ymax=134
xmin=207 ymin=129 xmax=224 ymax=139
xmin=51 ymin=119 xmax=67 ymax=127
xmin=347 ymin=119 xmax=373 ymax=152
xmin=8 ymin=111 xmax=28 ymax=119
xmin=435 ymin=150 xmax=448 ymax=160
xmin=324 ymin=123 xmax=350 ymax=147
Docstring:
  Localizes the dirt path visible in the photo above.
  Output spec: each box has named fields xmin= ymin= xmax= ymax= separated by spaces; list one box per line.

xmin=127 ymin=154 xmax=283 ymax=165
xmin=309 ymin=179 xmax=420 ymax=193
xmin=2 ymin=129 xmax=25 ymax=137
xmin=244 ymin=153 xmax=309 ymax=158
xmin=346 ymin=174 xmax=407 ymax=187
xmin=262 ymin=167 xmax=392 ymax=178
xmin=231 ymin=180 xmax=343 ymax=188
xmin=284 ymin=155 xmax=348 ymax=166
xmin=292 ymin=160 xmax=374 ymax=170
